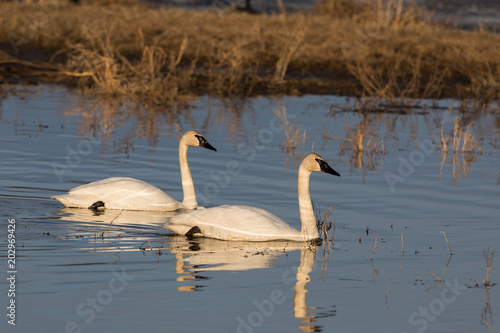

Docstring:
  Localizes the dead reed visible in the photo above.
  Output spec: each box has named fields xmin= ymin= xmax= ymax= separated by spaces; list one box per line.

xmin=482 ymin=243 xmax=495 ymax=287
xmin=315 ymin=204 xmax=336 ymax=245
xmin=100 ymin=209 xmax=123 ymax=239
xmin=1 ymin=0 xmax=499 ymax=104
xmin=321 ymin=113 xmax=385 ymax=172
xmin=440 ymin=114 xmax=482 ymax=154
xmin=439 ymin=113 xmax=482 ymax=185
xmin=370 ymin=233 xmax=379 ymax=260
xmin=440 ymin=231 xmax=453 ymax=255
xmin=425 ymin=268 xmax=442 ymax=282
xmin=401 ymin=233 xmax=404 ymax=254
xmin=314 ymin=204 xmax=336 ymax=276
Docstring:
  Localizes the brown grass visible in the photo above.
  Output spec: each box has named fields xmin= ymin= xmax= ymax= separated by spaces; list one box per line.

xmin=439 ymin=112 xmax=482 ymax=184
xmin=483 ymin=243 xmax=495 ymax=287
xmin=315 ymin=204 xmax=335 ymax=245
xmin=314 ymin=203 xmax=336 ymax=276
xmin=1 ymin=0 xmax=500 ymax=105
xmin=440 ymin=114 xmax=482 ymax=154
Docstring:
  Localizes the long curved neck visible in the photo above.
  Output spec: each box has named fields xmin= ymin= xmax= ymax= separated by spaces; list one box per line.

xmin=179 ymin=141 xmax=197 ymax=209
xmin=297 ymin=166 xmax=319 ymax=240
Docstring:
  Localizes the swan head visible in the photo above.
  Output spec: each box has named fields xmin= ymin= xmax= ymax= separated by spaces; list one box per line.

xmin=301 ymin=153 xmax=340 ymax=177
xmin=181 ymin=130 xmax=217 ymax=151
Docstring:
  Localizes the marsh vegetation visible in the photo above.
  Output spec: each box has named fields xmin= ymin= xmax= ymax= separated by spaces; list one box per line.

xmin=1 ymin=0 xmax=500 ymax=106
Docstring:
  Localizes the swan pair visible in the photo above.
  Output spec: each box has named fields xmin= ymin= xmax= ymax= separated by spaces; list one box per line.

xmin=53 ymin=130 xmax=340 ymax=242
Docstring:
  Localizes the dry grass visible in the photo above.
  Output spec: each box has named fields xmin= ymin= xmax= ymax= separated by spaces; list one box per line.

xmin=440 ymin=113 xmax=482 ymax=154
xmin=439 ymin=112 xmax=482 ymax=185
xmin=1 ymin=1 xmax=500 ymax=104
xmin=371 ymin=233 xmax=379 ymax=260
xmin=440 ymin=231 xmax=453 ymax=255
xmin=314 ymin=203 xmax=336 ymax=276
xmin=482 ymin=243 xmax=495 ymax=287
xmin=315 ymin=204 xmax=335 ymax=245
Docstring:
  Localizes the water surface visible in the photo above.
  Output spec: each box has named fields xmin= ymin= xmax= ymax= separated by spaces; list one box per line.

xmin=0 ymin=85 xmax=498 ymax=333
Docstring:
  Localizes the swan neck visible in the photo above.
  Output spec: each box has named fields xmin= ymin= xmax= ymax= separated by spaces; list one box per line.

xmin=179 ymin=141 xmax=197 ymax=209
xmin=294 ymin=249 xmax=316 ymax=318
xmin=298 ymin=166 xmax=319 ymax=240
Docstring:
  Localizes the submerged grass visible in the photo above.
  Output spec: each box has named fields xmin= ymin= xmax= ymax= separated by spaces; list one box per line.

xmin=438 ymin=112 xmax=482 ymax=185
xmin=1 ymin=0 xmax=500 ymax=105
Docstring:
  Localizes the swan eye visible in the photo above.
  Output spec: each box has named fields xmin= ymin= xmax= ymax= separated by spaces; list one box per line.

xmin=195 ymin=135 xmax=217 ymax=151
xmin=195 ymin=134 xmax=205 ymax=144
xmin=315 ymin=158 xmax=340 ymax=177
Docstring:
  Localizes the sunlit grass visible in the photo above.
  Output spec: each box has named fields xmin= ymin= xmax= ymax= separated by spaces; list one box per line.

xmin=1 ymin=0 xmax=499 ymax=105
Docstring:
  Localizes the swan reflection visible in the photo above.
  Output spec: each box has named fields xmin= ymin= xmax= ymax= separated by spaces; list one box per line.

xmin=54 ymin=208 xmax=335 ymax=330
xmin=163 ymin=237 xmax=335 ymax=332
xmin=55 ymin=207 xmax=181 ymax=226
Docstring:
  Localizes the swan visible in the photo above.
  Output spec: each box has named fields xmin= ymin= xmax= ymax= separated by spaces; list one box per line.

xmin=51 ymin=130 xmax=216 ymax=211
xmin=162 ymin=153 xmax=340 ymax=241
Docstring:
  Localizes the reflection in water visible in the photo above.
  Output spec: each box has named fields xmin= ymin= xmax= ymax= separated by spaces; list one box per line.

xmin=321 ymin=110 xmax=385 ymax=178
xmin=481 ymin=287 xmax=493 ymax=333
xmin=438 ymin=114 xmax=482 ymax=185
xmin=294 ymin=249 xmax=324 ymax=333
xmin=163 ymin=237 xmax=336 ymax=331
xmin=323 ymin=100 xmax=497 ymax=185
xmin=71 ymin=97 xmax=255 ymax=148
xmin=275 ymin=101 xmax=308 ymax=169
xmin=440 ymin=151 xmax=480 ymax=186
xmin=55 ymin=207 xmax=182 ymax=226
xmin=47 ymin=88 xmax=499 ymax=187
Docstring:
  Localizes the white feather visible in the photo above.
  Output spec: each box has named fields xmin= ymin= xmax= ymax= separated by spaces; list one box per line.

xmin=163 ymin=153 xmax=340 ymax=242
xmin=53 ymin=177 xmax=183 ymax=211
xmin=52 ymin=130 xmax=216 ymax=211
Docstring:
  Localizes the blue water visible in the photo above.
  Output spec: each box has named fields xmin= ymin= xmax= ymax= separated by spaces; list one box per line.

xmin=0 ymin=85 xmax=498 ymax=332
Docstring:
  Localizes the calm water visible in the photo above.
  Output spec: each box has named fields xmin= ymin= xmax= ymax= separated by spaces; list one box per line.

xmin=0 ymin=85 xmax=498 ymax=333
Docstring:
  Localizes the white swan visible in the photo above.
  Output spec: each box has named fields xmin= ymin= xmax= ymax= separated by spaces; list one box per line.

xmin=51 ymin=130 xmax=216 ymax=211
xmin=162 ymin=153 xmax=340 ymax=241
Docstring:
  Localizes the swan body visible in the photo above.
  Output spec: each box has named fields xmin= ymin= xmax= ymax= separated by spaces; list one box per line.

xmin=164 ymin=205 xmax=304 ymax=241
xmin=163 ymin=153 xmax=340 ymax=242
xmin=52 ymin=130 xmax=216 ymax=211
xmin=53 ymin=177 xmax=185 ymax=211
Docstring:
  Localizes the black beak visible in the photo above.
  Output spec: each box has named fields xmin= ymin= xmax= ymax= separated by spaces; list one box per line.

xmin=195 ymin=135 xmax=217 ymax=152
xmin=315 ymin=158 xmax=340 ymax=177
xmin=201 ymin=141 xmax=217 ymax=151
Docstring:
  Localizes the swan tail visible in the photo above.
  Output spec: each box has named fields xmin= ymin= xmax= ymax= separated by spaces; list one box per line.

xmin=162 ymin=224 xmax=196 ymax=236
xmin=185 ymin=226 xmax=202 ymax=237
xmin=51 ymin=194 xmax=96 ymax=209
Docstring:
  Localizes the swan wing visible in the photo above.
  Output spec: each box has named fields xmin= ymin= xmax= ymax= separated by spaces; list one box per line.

xmin=52 ymin=177 xmax=184 ymax=211
xmin=164 ymin=205 xmax=303 ymax=241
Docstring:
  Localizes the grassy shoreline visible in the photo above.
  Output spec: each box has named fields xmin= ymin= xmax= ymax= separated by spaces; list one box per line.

xmin=1 ymin=1 xmax=499 ymax=105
